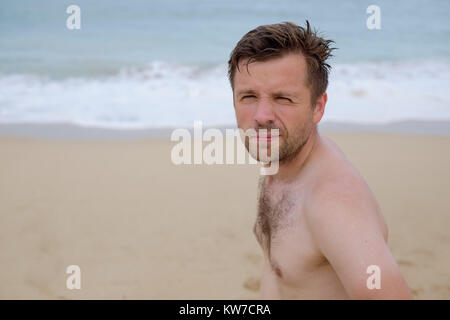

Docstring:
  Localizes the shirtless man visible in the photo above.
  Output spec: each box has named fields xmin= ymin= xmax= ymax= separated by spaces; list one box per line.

xmin=227 ymin=21 xmax=412 ymax=299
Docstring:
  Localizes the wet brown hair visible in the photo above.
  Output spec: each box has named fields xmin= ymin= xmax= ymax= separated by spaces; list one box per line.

xmin=228 ymin=21 xmax=336 ymax=106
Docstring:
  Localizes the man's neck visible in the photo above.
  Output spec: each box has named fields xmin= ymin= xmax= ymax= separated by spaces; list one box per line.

xmin=267 ymin=126 xmax=320 ymax=183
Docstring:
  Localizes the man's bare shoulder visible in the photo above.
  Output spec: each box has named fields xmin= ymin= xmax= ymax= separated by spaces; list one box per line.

xmin=304 ymin=134 xmax=388 ymax=240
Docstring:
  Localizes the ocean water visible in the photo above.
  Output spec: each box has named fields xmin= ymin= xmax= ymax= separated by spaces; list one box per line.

xmin=0 ymin=0 xmax=449 ymax=128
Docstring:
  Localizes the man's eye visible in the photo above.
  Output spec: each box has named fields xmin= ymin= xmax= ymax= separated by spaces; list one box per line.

xmin=242 ymin=95 xmax=256 ymax=99
xmin=277 ymin=97 xmax=291 ymax=102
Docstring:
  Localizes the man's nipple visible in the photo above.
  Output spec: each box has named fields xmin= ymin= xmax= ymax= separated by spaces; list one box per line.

xmin=274 ymin=266 xmax=283 ymax=278
xmin=271 ymin=260 xmax=283 ymax=278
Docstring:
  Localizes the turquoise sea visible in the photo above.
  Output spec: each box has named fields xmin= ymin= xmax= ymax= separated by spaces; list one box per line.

xmin=0 ymin=0 xmax=449 ymax=128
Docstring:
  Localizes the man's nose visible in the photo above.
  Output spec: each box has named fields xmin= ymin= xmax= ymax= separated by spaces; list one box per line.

xmin=254 ymin=99 xmax=276 ymax=126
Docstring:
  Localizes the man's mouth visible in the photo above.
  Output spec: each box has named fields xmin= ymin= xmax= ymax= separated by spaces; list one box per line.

xmin=255 ymin=133 xmax=280 ymax=142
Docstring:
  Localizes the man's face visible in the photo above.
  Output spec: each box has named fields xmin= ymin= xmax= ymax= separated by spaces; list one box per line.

xmin=233 ymin=52 xmax=322 ymax=163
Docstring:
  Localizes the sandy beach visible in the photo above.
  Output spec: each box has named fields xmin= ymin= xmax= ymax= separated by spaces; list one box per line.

xmin=0 ymin=129 xmax=449 ymax=299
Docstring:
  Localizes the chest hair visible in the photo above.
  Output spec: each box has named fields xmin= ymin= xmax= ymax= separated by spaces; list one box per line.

xmin=255 ymin=177 xmax=295 ymax=258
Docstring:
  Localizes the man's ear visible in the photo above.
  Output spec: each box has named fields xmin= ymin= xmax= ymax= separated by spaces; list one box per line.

xmin=313 ymin=92 xmax=327 ymax=125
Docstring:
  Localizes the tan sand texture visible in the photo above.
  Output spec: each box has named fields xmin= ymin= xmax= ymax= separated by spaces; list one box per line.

xmin=0 ymin=132 xmax=449 ymax=299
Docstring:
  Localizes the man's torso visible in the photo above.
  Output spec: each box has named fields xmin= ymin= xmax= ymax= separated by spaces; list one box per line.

xmin=254 ymin=134 xmax=388 ymax=299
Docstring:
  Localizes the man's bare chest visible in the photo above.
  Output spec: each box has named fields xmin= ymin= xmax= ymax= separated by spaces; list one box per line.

xmin=254 ymin=180 xmax=324 ymax=282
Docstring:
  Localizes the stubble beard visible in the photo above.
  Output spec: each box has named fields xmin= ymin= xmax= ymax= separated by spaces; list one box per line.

xmin=244 ymin=115 xmax=314 ymax=164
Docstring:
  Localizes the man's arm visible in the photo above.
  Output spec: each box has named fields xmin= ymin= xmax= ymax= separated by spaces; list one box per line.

xmin=306 ymin=182 xmax=413 ymax=299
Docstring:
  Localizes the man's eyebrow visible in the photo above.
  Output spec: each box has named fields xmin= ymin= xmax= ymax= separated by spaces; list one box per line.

xmin=271 ymin=91 xmax=298 ymax=98
xmin=236 ymin=89 xmax=257 ymax=97
xmin=236 ymin=89 xmax=299 ymax=98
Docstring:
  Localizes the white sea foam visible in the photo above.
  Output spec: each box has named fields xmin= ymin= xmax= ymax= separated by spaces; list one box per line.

xmin=0 ymin=59 xmax=449 ymax=129
xmin=326 ymin=60 xmax=450 ymax=124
